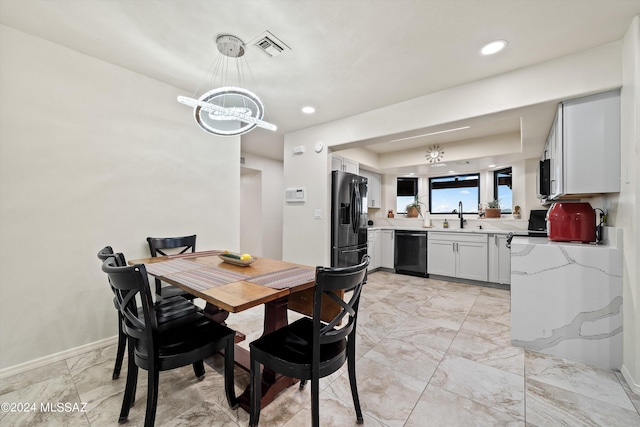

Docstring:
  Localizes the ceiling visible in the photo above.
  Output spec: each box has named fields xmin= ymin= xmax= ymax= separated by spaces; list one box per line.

xmin=2 ymin=0 xmax=638 ymax=168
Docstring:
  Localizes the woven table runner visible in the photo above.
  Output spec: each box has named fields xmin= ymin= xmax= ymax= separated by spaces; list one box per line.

xmin=247 ymin=267 xmax=315 ymax=290
xmin=144 ymin=258 xmax=204 ymax=277
xmin=165 ymin=267 xmax=250 ymax=292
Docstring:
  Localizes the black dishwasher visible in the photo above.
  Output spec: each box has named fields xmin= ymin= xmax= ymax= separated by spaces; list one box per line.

xmin=394 ymin=230 xmax=428 ymax=277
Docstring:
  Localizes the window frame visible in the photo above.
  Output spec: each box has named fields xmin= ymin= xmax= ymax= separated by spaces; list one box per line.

xmin=428 ymin=173 xmax=480 ymax=214
xmin=396 ymin=177 xmax=418 ymax=214
xmin=493 ymin=167 xmax=513 ymax=213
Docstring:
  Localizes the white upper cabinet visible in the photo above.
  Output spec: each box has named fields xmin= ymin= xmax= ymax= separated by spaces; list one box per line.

xmin=360 ymin=170 xmax=382 ymax=209
xmin=331 ymin=154 xmax=359 ymax=175
xmin=544 ymin=90 xmax=621 ymax=200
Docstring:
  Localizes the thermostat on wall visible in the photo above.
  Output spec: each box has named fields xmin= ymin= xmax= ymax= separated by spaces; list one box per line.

xmin=285 ymin=188 xmax=306 ymax=203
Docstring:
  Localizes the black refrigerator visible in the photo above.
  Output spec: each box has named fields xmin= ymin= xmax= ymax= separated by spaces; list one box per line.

xmin=331 ymin=170 xmax=368 ymax=267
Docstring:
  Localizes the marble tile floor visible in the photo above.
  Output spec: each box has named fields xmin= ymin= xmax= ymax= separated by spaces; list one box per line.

xmin=1 ymin=271 xmax=639 ymax=426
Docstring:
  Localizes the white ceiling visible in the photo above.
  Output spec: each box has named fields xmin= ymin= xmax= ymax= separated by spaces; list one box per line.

xmin=2 ymin=0 xmax=638 ymax=167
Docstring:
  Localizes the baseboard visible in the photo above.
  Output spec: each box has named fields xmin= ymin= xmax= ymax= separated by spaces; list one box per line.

xmin=621 ymin=364 xmax=640 ymax=395
xmin=0 ymin=336 xmax=117 ymax=380
xmin=428 ymin=274 xmax=510 ymax=290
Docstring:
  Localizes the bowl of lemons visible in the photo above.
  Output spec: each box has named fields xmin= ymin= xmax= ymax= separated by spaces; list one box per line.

xmin=218 ymin=251 xmax=257 ymax=266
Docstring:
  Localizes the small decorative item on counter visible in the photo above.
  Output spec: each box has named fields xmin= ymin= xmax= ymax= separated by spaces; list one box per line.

xmin=513 ymin=205 xmax=521 ymax=219
xmin=387 ymin=209 xmax=394 ymax=218
xmin=478 ymin=203 xmax=485 ymax=218
xmin=443 ymin=219 xmax=449 ymax=228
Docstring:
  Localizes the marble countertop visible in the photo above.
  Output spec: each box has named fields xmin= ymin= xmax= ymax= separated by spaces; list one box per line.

xmin=367 ymin=226 xmax=527 ymax=235
xmin=511 ymin=227 xmax=621 ymax=249
xmin=367 ymin=217 xmax=529 ymax=235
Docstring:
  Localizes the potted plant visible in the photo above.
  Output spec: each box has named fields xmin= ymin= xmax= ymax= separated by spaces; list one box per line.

xmin=405 ymin=195 xmax=426 ymax=218
xmin=485 ymin=199 xmax=501 ymax=218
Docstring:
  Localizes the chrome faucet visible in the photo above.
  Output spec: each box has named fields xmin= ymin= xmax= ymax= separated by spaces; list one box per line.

xmin=458 ymin=201 xmax=465 ymax=229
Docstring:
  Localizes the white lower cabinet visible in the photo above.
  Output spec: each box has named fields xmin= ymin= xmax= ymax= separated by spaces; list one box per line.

xmin=367 ymin=229 xmax=381 ymax=270
xmin=427 ymin=232 xmax=488 ymax=281
xmin=427 ymin=239 xmax=456 ymax=276
xmin=380 ymin=229 xmax=395 ymax=269
xmin=488 ymin=234 xmax=511 ymax=284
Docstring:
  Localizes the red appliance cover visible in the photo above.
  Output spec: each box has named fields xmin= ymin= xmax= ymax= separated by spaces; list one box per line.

xmin=547 ymin=202 xmax=596 ymax=243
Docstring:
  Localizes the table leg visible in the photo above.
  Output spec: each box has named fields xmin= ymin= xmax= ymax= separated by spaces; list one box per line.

xmin=203 ymin=303 xmax=230 ymax=324
xmin=237 ymin=297 xmax=298 ymax=411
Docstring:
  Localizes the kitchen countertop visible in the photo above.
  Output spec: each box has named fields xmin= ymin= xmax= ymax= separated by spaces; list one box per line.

xmin=367 ymin=226 xmax=528 ymax=235
xmin=366 ymin=217 xmax=529 ymax=235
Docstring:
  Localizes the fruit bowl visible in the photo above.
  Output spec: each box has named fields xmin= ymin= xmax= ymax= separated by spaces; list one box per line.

xmin=218 ymin=252 xmax=257 ymax=266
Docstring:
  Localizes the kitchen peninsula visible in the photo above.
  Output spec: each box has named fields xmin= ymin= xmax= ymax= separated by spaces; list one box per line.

xmin=510 ymin=229 xmax=623 ymax=370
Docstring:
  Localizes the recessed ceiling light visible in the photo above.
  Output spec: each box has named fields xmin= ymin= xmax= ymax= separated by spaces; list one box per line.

xmin=488 ymin=164 xmax=496 ymax=168
xmin=481 ymin=40 xmax=508 ymax=55
xmin=302 ymin=106 xmax=315 ymax=114
xmin=448 ymin=170 xmax=456 ymax=174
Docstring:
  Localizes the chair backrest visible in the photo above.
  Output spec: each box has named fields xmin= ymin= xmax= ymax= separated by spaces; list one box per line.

xmin=101 ymin=256 xmax=157 ymax=347
xmin=146 ymin=235 xmax=197 ymax=257
xmin=313 ymin=255 xmax=370 ymax=347
xmin=97 ymin=246 xmax=114 ymax=261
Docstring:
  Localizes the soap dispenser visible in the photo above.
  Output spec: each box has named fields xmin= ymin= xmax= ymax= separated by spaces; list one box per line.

xmin=443 ymin=219 xmax=449 ymax=228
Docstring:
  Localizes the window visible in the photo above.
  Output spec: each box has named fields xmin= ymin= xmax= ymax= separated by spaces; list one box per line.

xmin=494 ymin=167 xmax=512 ymax=213
xmin=429 ymin=174 xmax=479 ymax=214
xmin=396 ymin=177 xmax=418 ymax=214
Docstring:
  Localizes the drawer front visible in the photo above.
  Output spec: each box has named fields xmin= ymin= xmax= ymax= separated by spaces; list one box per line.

xmin=428 ymin=232 xmax=487 ymax=243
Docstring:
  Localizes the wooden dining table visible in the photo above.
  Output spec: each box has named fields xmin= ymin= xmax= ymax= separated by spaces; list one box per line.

xmin=127 ymin=250 xmax=333 ymax=411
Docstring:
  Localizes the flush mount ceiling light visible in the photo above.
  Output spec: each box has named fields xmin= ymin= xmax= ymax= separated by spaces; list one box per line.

xmin=426 ymin=145 xmax=444 ymax=163
xmin=481 ymin=40 xmax=508 ymax=55
xmin=177 ymin=34 xmax=277 ymax=136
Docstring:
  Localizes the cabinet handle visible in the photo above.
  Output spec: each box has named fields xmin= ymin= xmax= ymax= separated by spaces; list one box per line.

xmin=494 ymin=235 xmax=498 ymax=245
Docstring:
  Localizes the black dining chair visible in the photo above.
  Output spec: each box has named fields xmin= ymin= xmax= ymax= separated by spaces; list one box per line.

xmin=146 ymin=235 xmax=197 ymax=301
xmin=101 ymin=254 xmax=237 ymax=427
xmin=248 ymin=255 xmax=370 ymax=427
xmin=98 ymin=247 xmax=203 ymax=380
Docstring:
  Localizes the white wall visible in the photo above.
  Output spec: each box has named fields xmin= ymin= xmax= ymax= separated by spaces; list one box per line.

xmin=0 ymin=25 xmax=240 ymax=370
xmin=240 ymin=153 xmax=284 ymax=259
xmin=282 ymin=140 xmax=331 ymax=266
xmin=240 ymin=168 xmax=262 ymax=257
xmin=616 ymin=16 xmax=640 ymax=394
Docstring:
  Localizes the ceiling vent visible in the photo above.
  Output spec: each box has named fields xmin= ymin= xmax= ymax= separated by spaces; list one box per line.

xmin=251 ymin=31 xmax=291 ymax=57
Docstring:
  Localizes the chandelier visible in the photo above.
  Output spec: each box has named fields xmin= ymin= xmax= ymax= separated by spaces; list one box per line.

xmin=177 ymin=35 xmax=277 ymax=136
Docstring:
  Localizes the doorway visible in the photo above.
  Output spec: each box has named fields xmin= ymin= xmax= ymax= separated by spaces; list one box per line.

xmin=240 ymin=167 xmax=262 ymax=257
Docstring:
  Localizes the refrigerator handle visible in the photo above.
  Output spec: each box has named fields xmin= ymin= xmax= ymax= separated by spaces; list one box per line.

xmin=350 ymin=185 xmax=358 ymax=234
xmin=355 ymin=184 xmax=361 ymax=231
xmin=341 ymin=248 xmax=366 ymax=254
